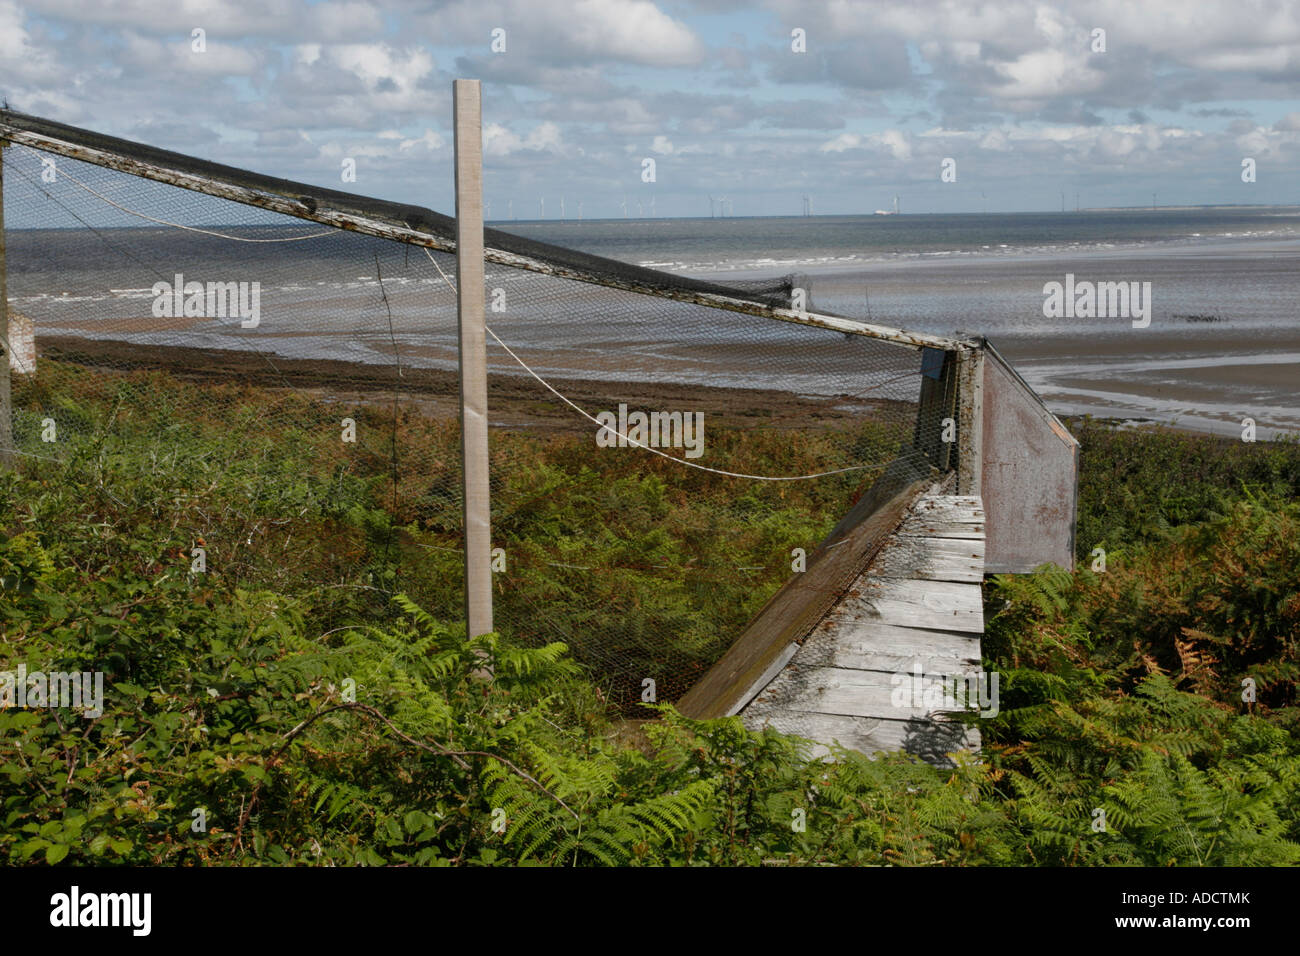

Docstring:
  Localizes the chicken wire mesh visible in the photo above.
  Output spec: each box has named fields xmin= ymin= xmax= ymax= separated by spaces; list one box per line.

xmin=1 ymin=125 xmax=956 ymax=716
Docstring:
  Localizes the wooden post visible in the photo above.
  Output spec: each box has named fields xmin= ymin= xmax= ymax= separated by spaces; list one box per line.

xmin=956 ymin=346 xmax=984 ymax=496
xmin=0 ymin=141 xmax=13 ymax=468
xmin=914 ymin=347 xmax=957 ymax=472
xmin=454 ymin=79 xmax=494 ymax=644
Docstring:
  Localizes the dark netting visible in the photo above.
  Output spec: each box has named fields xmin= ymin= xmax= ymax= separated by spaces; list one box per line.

xmin=1 ymin=142 xmax=468 ymax=638
xmin=1 ymin=116 xmax=960 ymax=716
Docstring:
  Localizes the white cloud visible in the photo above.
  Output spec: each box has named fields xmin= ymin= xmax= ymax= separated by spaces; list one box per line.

xmin=400 ymin=129 xmax=444 ymax=151
xmin=0 ymin=0 xmax=61 ymax=82
xmin=435 ymin=0 xmax=705 ymax=68
xmin=992 ymin=48 xmax=1103 ymax=101
xmin=120 ymin=29 xmax=261 ymax=76
xmin=570 ymin=0 xmax=705 ymax=66
xmin=482 ymin=121 xmax=563 ymax=156
xmin=328 ymin=43 xmax=434 ymax=93
xmin=817 ymin=129 xmax=911 ymax=160
xmin=819 ymin=132 xmax=862 ymax=152
xmin=871 ymin=129 xmax=912 ymax=161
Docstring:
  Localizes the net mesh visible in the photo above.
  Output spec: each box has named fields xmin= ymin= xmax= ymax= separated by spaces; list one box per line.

xmin=1 ymin=125 xmax=954 ymax=716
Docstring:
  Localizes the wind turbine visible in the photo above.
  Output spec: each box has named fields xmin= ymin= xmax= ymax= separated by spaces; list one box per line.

xmin=637 ymin=199 xmax=643 ymax=217
xmin=560 ymin=196 xmax=565 ymax=219
xmin=577 ymin=199 xmax=583 ymax=220
xmin=649 ymin=195 xmax=655 ymax=217
xmin=485 ymin=199 xmax=492 ymax=220
xmin=539 ymin=197 xmax=545 ymax=219
xmin=621 ymin=196 xmax=628 ymax=218
xmin=708 ymin=195 xmax=716 ymax=218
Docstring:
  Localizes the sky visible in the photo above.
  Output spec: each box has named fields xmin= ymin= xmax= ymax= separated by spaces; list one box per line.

xmin=2 ymin=0 xmax=1299 ymax=218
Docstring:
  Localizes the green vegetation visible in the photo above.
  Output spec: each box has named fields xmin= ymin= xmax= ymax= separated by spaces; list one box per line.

xmin=1 ymin=368 xmax=1298 ymax=865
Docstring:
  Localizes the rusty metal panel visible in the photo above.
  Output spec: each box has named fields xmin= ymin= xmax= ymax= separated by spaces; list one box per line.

xmin=981 ymin=342 xmax=1078 ymax=573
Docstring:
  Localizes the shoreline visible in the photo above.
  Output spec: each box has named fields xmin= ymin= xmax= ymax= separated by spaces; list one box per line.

xmin=33 ymin=334 xmax=1294 ymax=443
xmin=36 ymin=335 xmax=903 ymax=434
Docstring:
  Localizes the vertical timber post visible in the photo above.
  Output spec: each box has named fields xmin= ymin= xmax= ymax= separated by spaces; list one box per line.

xmin=956 ymin=344 xmax=984 ymax=495
xmin=0 ymin=141 xmax=13 ymax=468
xmin=454 ymin=80 xmax=493 ymax=646
xmin=915 ymin=347 xmax=958 ymax=472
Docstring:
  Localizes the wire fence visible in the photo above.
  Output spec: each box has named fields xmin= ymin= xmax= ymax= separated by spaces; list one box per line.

xmin=1 ymin=116 xmax=964 ymax=714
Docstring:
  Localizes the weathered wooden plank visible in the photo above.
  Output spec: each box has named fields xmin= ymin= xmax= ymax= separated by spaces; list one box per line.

xmin=871 ymin=534 xmax=984 ymax=583
xmin=926 ymin=495 xmax=983 ymax=509
xmin=817 ymin=618 xmax=981 ymax=660
xmin=896 ymin=496 xmax=986 ymax=539
xmin=728 ymin=489 xmax=988 ymax=763
xmin=744 ymin=710 xmax=981 ymax=763
xmin=678 ymin=467 xmax=934 ymax=719
xmin=826 ymin=643 xmax=981 ymax=677
xmin=749 ymin=665 xmax=991 ymax=722
xmin=957 ymin=348 xmax=984 ymax=496
xmin=0 ymin=143 xmax=11 ymax=467
xmin=454 ymin=80 xmax=494 ymax=650
xmin=840 ymin=578 xmax=984 ymax=633
xmin=982 ymin=342 xmax=1079 ymax=572
xmin=772 ymin=614 xmax=981 ymax=686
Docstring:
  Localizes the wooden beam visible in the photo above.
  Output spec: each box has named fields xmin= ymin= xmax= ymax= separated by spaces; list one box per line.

xmin=454 ymin=79 xmax=493 ymax=644
xmin=870 ymin=534 xmax=984 ymax=583
xmin=826 ymin=623 xmax=982 ymax=674
xmin=0 ymin=118 xmax=974 ymax=354
xmin=895 ymin=495 xmax=985 ymax=539
xmin=830 ymin=619 xmax=981 ymax=657
xmin=748 ymin=710 xmax=980 ymax=762
xmin=0 ymin=142 xmax=12 ymax=468
xmin=750 ymin=664 xmax=987 ymax=722
xmin=841 ymin=578 xmax=985 ymax=633
xmin=957 ymin=346 xmax=984 ymax=495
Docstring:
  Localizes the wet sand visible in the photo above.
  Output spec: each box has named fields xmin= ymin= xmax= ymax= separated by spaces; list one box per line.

xmin=34 ymin=324 xmax=1299 ymax=442
xmin=37 ymin=335 xmax=908 ymax=434
xmin=991 ymin=327 xmax=1300 ymax=438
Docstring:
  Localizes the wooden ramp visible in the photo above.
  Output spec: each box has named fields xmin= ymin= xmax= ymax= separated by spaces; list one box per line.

xmin=679 ymin=476 xmax=988 ymax=766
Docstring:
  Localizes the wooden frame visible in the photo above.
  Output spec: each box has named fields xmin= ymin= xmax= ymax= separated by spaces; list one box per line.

xmin=0 ymin=141 xmax=12 ymax=467
xmin=453 ymin=79 xmax=494 ymax=643
xmin=0 ymin=117 xmax=972 ymax=354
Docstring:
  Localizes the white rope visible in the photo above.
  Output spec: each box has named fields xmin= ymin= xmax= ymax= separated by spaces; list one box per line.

xmin=28 ymin=148 xmax=338 ymax=243
xmin=423 ymin=247 xmax=878 ymax=483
